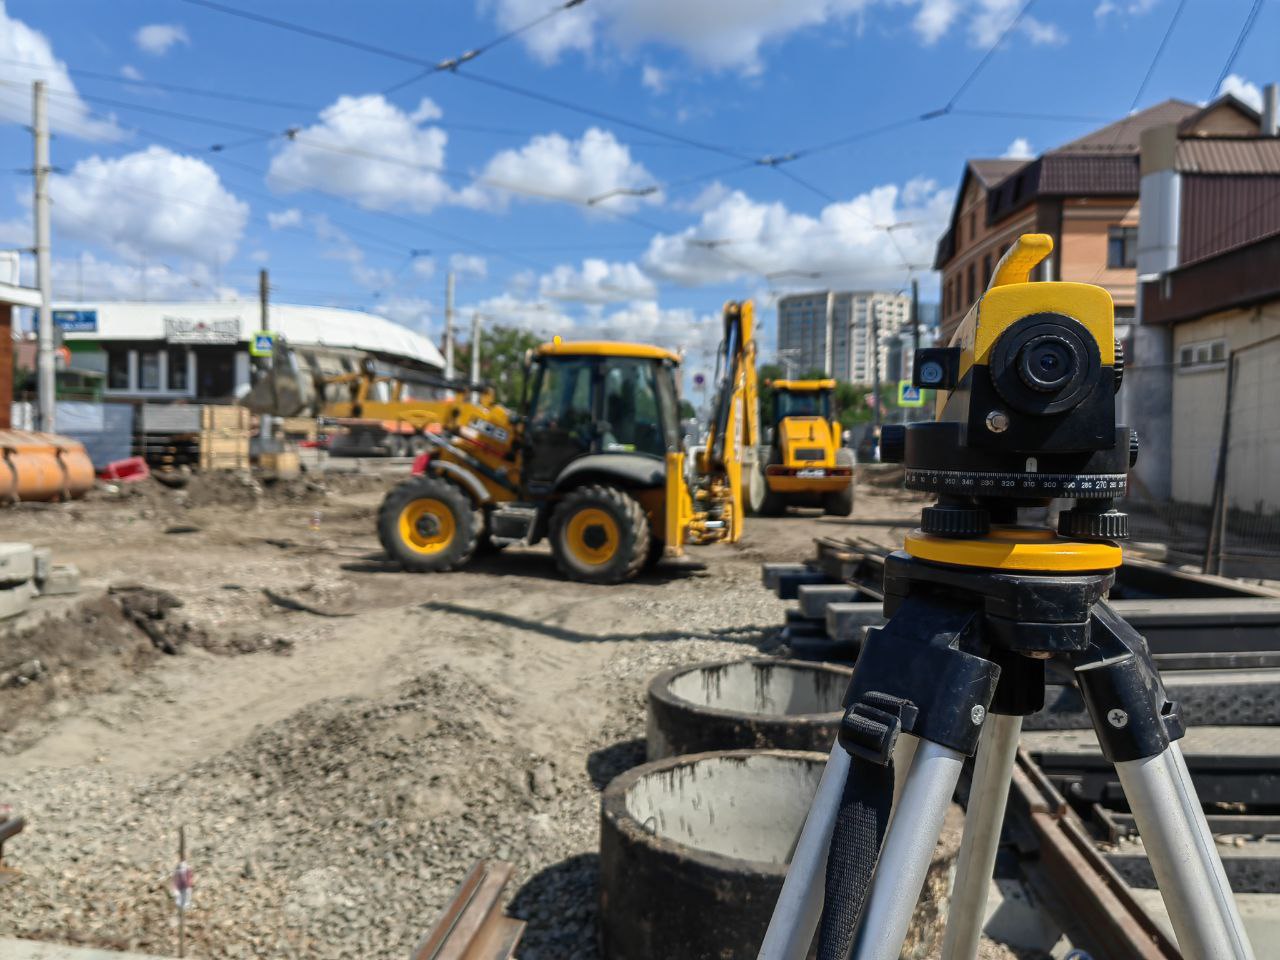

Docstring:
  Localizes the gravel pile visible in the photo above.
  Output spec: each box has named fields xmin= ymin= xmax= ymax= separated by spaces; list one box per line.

xmin=2 ymin=630 xmax=771 ymax=960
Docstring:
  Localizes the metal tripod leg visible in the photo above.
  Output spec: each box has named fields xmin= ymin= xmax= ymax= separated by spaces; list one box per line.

xmin=851 ymin=739 xmax=965 ymax=960
xmin=940 ymin=713 xmax=1023 ymax=960
xmin=759 ymin=734 xmax=920 ymax=960
xmin=1115 ymin=741 xmax=1256 ymax=960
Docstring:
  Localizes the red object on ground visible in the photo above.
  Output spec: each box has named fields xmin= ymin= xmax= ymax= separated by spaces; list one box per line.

xmin=97 ymin=456 xmax=151 ymax=483
xmin=411 ymin=452 xmax=432 ymax=475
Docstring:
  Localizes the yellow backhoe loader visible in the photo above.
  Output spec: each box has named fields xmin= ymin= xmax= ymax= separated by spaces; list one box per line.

xmin=758 ymin=378 xmax=854 ymax=516
xmin=376 ymin=301 xmax=763 ymax=584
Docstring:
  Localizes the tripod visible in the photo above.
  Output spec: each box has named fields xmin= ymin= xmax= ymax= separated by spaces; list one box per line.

xmin=759 ymin=527 xmax=1257 ymax=960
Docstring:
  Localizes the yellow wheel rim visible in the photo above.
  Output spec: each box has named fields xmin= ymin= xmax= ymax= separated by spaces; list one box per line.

xmin=398 ymin=499 xmax=456 ymax=555
xmin=565 ymin=507 xmax=620 ymax=566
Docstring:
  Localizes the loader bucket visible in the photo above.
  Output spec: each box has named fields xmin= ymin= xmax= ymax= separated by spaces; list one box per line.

xmin=238 ymin=365 xmax=315 ymax=417
xmin=0 ymin=431 xmax=95 ymax=503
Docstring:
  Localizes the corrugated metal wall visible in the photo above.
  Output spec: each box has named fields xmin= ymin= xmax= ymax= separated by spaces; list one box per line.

xmin=1181 ymin=175 xmax=1280 ymax=263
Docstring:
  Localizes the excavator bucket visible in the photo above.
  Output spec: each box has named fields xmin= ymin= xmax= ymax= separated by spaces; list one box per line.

xmin=0 ymin=430 xmax=94 ymax=503
xmin=238 ymin=362 xmax=316 ymax=417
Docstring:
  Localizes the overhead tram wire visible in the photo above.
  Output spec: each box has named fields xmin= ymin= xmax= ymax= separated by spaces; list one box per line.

xmin=1209 ymin=0 xmax=1266 ymax=102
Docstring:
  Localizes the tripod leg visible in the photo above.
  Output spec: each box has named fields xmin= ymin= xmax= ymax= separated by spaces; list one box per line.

xmin=852 ymin=740 xmax=965 ymax=960
xmin=761 ymin=734 xmax=921 ymax=959
xmin=1115 ymin=742 xmax=1256 ymax=960
xmin=759 ymin=741 xmax=850 ymax=960
xmin=940 ymin=713 xmax=1022 ymax=960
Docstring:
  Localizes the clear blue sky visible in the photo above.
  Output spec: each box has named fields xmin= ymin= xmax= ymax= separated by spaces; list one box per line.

xmin=0 ymin=0 xmax=1275 ymax=378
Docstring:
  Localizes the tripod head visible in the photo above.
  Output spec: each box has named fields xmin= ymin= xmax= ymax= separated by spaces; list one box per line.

xmin=881 ymin=234 xmax=1135 ymax=550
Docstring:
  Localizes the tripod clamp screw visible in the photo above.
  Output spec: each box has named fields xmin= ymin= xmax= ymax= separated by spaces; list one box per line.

xmin=970 ymin=704 xmax=986 ymax=726
xmin=1107 ymin=708 xmax=1129 ymax=729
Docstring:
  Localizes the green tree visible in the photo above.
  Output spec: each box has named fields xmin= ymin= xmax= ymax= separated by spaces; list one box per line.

xmin=455 ymin=325 xmax=542 ymax=408
xmin=757 ymin=362 xmax=785 ymax=426
xmin=678 ymin=398 xmax=697 ymax=420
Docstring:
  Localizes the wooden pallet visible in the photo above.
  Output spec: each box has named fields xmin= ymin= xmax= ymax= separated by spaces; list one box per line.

xmin=198 ymin=432 xmax=250 ymax=471
xmin=201 ymin=404 xmax=251 ymax=431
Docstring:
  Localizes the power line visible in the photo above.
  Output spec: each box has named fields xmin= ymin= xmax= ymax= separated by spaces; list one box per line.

xmin=1129 ymin=0 xmax=1188 ymax=114
xmin=1208 ymin=0 xmax=1266 ymax=101
xmin=943 ymin=0 xmax=1037 ymax=112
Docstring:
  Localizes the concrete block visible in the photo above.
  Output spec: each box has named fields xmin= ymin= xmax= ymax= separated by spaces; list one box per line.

xmin=0 ymin=581 xmax=35 ymax=620
xmin=825 ymin=601 xmax=887 ymax=641
xmin=38 ymin=564 xmax=80 ymax=597
xmin=797 ymin=584 xmax=859 ymax=619
xmin=761 ymin=562 xmax=808 ymax=591
xmin=0 ymin=543 xmax=35 ymax=587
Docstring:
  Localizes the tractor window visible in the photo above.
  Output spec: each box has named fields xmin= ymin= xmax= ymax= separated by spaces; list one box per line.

xmin=776 ymin=390 xmax=830 ymax=420
xmin=601 ymin=359 xmax=667 ymax=457
xmin=530 ymin=357 xmax=595 ymax=436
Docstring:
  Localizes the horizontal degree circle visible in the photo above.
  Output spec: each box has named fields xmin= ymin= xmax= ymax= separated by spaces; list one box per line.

xmin=904 ymin=469 xmax=1127 ymax=499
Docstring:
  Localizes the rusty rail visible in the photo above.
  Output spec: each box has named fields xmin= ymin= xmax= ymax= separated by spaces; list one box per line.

xmin=412 ymin=860 xmax=525 ymax=960
xmin=1008 ymin=750 xmax=1178 ymax=960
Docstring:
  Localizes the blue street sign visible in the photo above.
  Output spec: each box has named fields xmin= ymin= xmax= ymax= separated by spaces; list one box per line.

xmin=53 ymin=309 xmax=97 ymax=332
xmin=897 ymin=380 xmax=925 ymax=407
xmin=250 ymin=331 xmax=275 ymax=358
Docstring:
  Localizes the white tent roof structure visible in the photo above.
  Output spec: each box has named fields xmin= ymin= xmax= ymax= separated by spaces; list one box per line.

xmin=56 ymin=300 xmax=444 ymax=369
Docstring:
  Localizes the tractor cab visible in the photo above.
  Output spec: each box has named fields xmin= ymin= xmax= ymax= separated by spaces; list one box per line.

xmin=520 ymin=341 xmax=683 ymax=493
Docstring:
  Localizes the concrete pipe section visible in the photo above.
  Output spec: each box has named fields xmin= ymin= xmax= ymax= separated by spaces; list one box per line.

xmin=600 ymin=749 xmax=827 ymax=960
xmin=646 ymin=658 xmax=851 ymax=760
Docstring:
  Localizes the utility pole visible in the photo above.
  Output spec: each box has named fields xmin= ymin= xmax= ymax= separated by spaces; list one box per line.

xmin=258 ymin=268 xmax=273 ymax=441
xmin=469 ymin=310 xmax=481 ymax=402
xmin=33 ymin=81 xmax=54 ymax=432
xmin=823 ymin=291 xmax=834 ymax=378
xmin=444 ymin=270 xmax=455 ymax=381
xmin=910 ymin=277 xmax=920 ymax=357
xmin=871 ymin=301 xmax=882 ymax=431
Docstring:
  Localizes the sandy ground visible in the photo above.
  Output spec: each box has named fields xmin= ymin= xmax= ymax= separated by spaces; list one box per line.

xmin=0 ymin=473 xmax=1012 ymax=959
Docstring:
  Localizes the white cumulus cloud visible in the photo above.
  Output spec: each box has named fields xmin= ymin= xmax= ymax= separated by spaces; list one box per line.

xmin=540 ymin=259 xmax=657 ymax=303
xmin=449 ymin=254 xmax=488 ymax=279
xmin=642 ymin=178 xmax=951 ymax=289
xmin=51 ymin=252 xmax=236 ymax=302
xmin=641 ymin=65 xmax=669 ymax=93
xmin=267 ymin=208 xmax=303 ymax=230
xmin=0 ymin=2 xmax=122 ymax=141
xmin=1003 ymin=136 xmax=1034 ymax=159
xmin=267 ymin=95 xmax=453 ymax=213
xmin=466 ymin=127 xmax=660 ymax=211
xmin=52 ymin=146 xmax=249 ymax=266
xmin=488 ymin=0 xmax=1066 ymax=70
xmin=135 ymin=24 xmax=189 ymax=56
xmin=1218 ymin=73 xmax=1263 ymax=112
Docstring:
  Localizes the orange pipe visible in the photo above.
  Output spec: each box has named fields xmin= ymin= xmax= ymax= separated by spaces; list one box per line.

xmin=0 ymin=431 xmax=94 ymax=502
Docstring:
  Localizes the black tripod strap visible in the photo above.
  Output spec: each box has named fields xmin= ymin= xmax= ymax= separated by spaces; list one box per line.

xmin=815 ymin=754 xmax=894 ymax=960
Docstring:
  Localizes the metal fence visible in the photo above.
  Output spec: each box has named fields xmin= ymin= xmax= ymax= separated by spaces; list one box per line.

xmin=1124 ymin=334 xmax=1280 ymax=581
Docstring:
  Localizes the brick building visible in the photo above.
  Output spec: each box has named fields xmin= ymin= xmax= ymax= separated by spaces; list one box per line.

xmin=932 ymin=96 xmax=1262 ymax=345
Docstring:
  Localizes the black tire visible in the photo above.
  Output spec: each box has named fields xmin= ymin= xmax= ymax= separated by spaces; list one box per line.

xmin=385 ymin=434 xmax=409 ymax=458
xmin=407 ymin=433 xmax=430 ymax=456
xmin=644 ymin=537 xmax=666 ymax=570
xmin=475 ymin=508 xmax=507 ymax=555
xmin=822 ymin=449 xmax=856 ymax=517
xmin=550 ymin=485 xmax=650 ymax=584
xmin=377 ymin=476 xmax=478 ymax=572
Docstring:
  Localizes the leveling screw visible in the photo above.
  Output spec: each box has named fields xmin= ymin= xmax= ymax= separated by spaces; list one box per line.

xmin=970 ymin=705 xmax=986 ymax=725
xmin=1107 ymin=708 xmax=1129 ymax=729
xmin=985 ymin=410 xmax=1010 ymax=433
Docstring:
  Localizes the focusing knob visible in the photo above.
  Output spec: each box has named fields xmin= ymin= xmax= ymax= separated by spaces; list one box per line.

xmin=1113 ymin=338 xmax=1125 ymax=393
xmin=879 ymin=424 xmax=906 ymax=464
xmin=1058 ymin=507 xmax=1129 ymax=541
xmin=1129 ymin=429 xmax=1140 ymax=467
xmin=921 ymin=503 xmax=990 ymax=538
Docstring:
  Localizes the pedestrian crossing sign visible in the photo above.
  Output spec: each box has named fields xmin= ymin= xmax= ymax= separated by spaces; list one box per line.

xmin=250 ymin=331 xmax=274 ymax=357
xmin=897 ymin=380 xmax=925 ymax=407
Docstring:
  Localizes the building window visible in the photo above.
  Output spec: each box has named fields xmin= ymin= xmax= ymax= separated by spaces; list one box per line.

xmin=966 ymin=263 xmax=976 ymax=306
xmin=139 ymin=350 xmax=161 ymax=390
xmin=107 ymin=350 xmax=129 ymax=390
xmin=982 ymin=254 xmax=993 ymax=288
xmin=167 ymin=347 xmax=188 ymax=391
xmin=1107 ymin=226 xmax=1138 ymax=269
xmin=968 ymin=212 xmax=976 ymax=241
xmin=1178 ymin=338 xmax=1227 ymax=371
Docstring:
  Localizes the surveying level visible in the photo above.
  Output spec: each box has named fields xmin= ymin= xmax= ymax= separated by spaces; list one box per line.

xmin=759 ymin=235 xmax=1256 ymax=960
